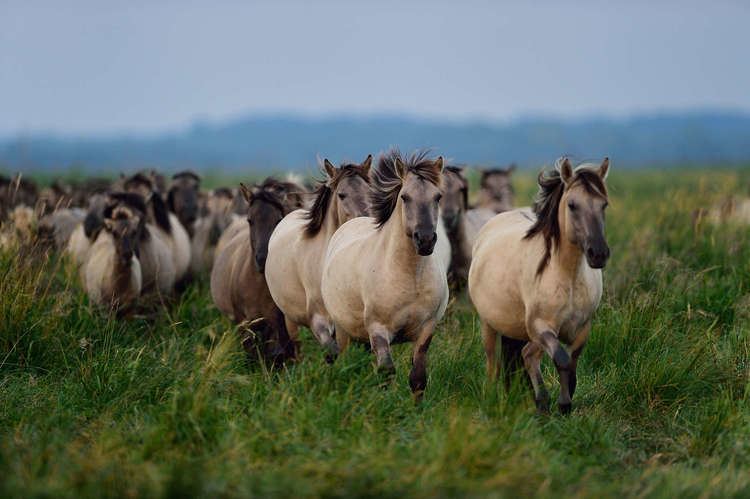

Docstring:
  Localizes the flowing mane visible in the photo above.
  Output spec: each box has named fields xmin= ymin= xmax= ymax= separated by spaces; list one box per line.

xmin=370 ymin=150 xmax=442 ymax=229
xmin=524 ymin=159 xmax=608 ymax=275
xmin=303 ymin=162 xmax=369 ymax=237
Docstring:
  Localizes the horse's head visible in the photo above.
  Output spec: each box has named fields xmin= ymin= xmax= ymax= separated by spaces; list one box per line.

xmin=440 ymin=166 xmax=468 ymax=230
xmin=103 ymin=203 xmax=144 ymax=265
xmin=240 ymin=179 xmax=291 ymax=273
xmin=559 ymin=158 xmax=610 ymax=269
xmin=325 ymin=155 xmax=371 ymax=224
xmin=206 ymin=187 xmax=234 ymax=215
xmin=167 ymin=171 xmax=201 ymax=236
xmin=122 ymin=172 xmax=155 ymax=199
xmin=396 ymin=155 xmax=444 ymax=256
xmin=481 ymin=165 xmax=515 ymax=211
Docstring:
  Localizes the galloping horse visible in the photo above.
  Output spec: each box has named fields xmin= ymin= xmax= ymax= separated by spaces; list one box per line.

xmin=211 ymin=178 xmax=302 ymax=362
xmin=321 ymin=150 xmax=449 ymax=400
xmin=469 ymin=158 xmax=610 ymax=414
xmin=266 ymin=155 xmax=371 ymax=358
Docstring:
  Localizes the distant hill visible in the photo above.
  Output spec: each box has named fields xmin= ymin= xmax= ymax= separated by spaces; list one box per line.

xmin=2 ymin=111 xmax=749 ymax=172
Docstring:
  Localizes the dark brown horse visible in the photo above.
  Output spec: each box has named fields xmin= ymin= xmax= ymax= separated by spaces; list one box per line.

xmin=210 ymin=178 xmax=303 ymax=363
xmin=167 ymin=171 xmax=201 ymax=237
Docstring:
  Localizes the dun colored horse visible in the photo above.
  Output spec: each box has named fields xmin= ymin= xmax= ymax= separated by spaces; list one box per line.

xmin=440 ymin=166 xmax=494 ymax=286
xmin=469 ymin=158 xmax=610 ymax=414
xmin=476 ymin=165 xmax=515 ymax=213
xmin=83 ymin=201 xmax=143 ymax=310
xmin=122 ymin=173 xmax=191 ymax=285
xmin=210 ymin=178 xmax=302 ymax=361
xmin=190 ymin=187 xmax=236 ymax=274
xmin=321 ymin=151 xmax=449 ymax=400
xmin=266 ymin=155 xmax=372 ymax=358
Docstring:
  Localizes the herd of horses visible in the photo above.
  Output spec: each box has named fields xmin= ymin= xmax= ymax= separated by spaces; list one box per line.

xmin=0 ymin=153 xmax=610 ymax=413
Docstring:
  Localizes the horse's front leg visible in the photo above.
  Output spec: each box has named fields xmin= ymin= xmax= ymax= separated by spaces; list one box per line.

xmin=531 ymin=320 xmax=573 ymax=415
xmin=409 ymin=319 xmax=437 ymax=403
xmin=367 ymin=322 xmax=394 ymax=374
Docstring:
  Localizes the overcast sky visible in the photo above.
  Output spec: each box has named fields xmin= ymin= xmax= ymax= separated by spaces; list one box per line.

xmin=1 ymin=0 xmax=748 ymax=136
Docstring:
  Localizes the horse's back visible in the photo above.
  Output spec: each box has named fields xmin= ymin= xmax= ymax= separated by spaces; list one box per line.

xmin=266 ymin=209 xmax=310 ymax=324
xmin=140 ymin=225 xmax=176 ymax=294
xmin=325 ymin=216 xmax=375 ymax=263
xmin=473 ymin=207 xmax=535 ymax=255
xmin=469 ymin=208 xmax=539 ymax=338
xmin=211 ymin=227 xmax=247 ymax=319
xmin=215 ymin=215 xmax=245 ymax=255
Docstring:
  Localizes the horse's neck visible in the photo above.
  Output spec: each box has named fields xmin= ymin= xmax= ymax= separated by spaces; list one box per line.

xmin=321 ymin=200 xmax=341 ymax=238
xmin=552 ymin=228 xmax=585 ymax=279
xmin=112 ymin=251 xmax=134 ymax=295
xmin=381 ymin=206 xmax=424 ymax=273
xmin=447 ymin=214 xmax=471 ymax=265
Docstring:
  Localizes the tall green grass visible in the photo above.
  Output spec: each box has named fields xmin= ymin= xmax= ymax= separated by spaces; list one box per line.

xmin=1 ymin=169 xmax=749 ymax=497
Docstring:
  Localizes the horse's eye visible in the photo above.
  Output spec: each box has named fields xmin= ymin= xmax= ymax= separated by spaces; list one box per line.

xmin=338 ymin=193 xmax=347 ymax=200
xmin=568 ymin=201 xmax=577 ymax=211
xmin=401 ymin=194 xmax=411 ymax=203
xmin=602 ymin=202 xmax=609 ymax=210
xmin=247 ymin=218 xmax=253 ymax=226
xmin=435 ymin=194 xmax=443 ymax=202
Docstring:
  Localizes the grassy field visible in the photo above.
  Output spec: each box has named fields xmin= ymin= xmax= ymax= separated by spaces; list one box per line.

xmin=2 ymin=168 xmax=750 ymax=498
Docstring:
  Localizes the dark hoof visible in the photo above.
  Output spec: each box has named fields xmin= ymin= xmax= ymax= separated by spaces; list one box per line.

xmin=412 ymin=390 xmax=425 ymax=405
xmin=535 ymin=395 xmax=550 ymax=414
xmin=324 ymin=352 xmax=337 ymax=364
xmin=558 ymin=402 xmax=572 ymax=415
xmin=377 ymin=362 xmax=396 ymax=376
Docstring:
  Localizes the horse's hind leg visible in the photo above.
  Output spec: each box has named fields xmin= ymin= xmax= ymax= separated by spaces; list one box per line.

xmin=500 ymin=336 xmax=527 ymax=389
xmin=522 ymin=342 xmax=549 ymax=414
xmin=568 ymin=323 xmax=591 ymax=399
xmin=311 ymin=314 xmax=339 ymax=362
xmin=481 ymin=320 xmax=498 ymax=381
xmin=367 ymin=323 xmax=394 ymax=374
xmin=409 ymin=320 xmax=436 ymax=403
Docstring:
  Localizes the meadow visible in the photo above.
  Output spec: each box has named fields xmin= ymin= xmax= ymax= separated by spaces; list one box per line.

xmin=2 ymin=167 xmax=750 ymax=498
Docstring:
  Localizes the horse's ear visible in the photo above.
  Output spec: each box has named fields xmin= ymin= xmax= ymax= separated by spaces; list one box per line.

xmin=434 ymin=156 xmax=444 ymax=172
xmin=239 ymin=183 xmax=253 ymax=204
xmin=324 ymin=159 xmax=336 ymax=178
xmin=507 ymin=163 xmax=517 ymax=174
xmin=558 ymin=158 xmax=573 ymax=185
xmin=598 ymin=157 xmax=610 ymax=180
xmin=361 ymin=154 xmax=373 ymax=172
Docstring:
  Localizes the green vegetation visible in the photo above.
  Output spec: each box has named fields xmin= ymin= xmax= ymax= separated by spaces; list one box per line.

xmin=2 ymin=169 xmax=750 ymax=498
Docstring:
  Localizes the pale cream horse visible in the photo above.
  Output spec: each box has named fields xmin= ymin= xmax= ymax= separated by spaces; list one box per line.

xmin=265 ymin=155 xmax=371 ymax=358
xmin=83 ymin=203 xmax=143 ymax=310
xmin=469 ymin=158 xmax=610 ymax=414
xmin=321 ymin=151 xmax=449 ymax=400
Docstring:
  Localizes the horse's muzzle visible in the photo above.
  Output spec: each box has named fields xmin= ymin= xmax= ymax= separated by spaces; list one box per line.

xmin=413 ymin=231 xmax=437 ymax=256
xmin=254 ymin=252 xmax=267 ymax=273
xmin=585 ymin=244 xmax=610 ymax=269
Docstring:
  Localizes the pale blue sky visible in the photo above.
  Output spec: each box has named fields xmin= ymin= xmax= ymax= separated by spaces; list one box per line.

xmin=1 ymin=0 xmax=748 ymax=136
